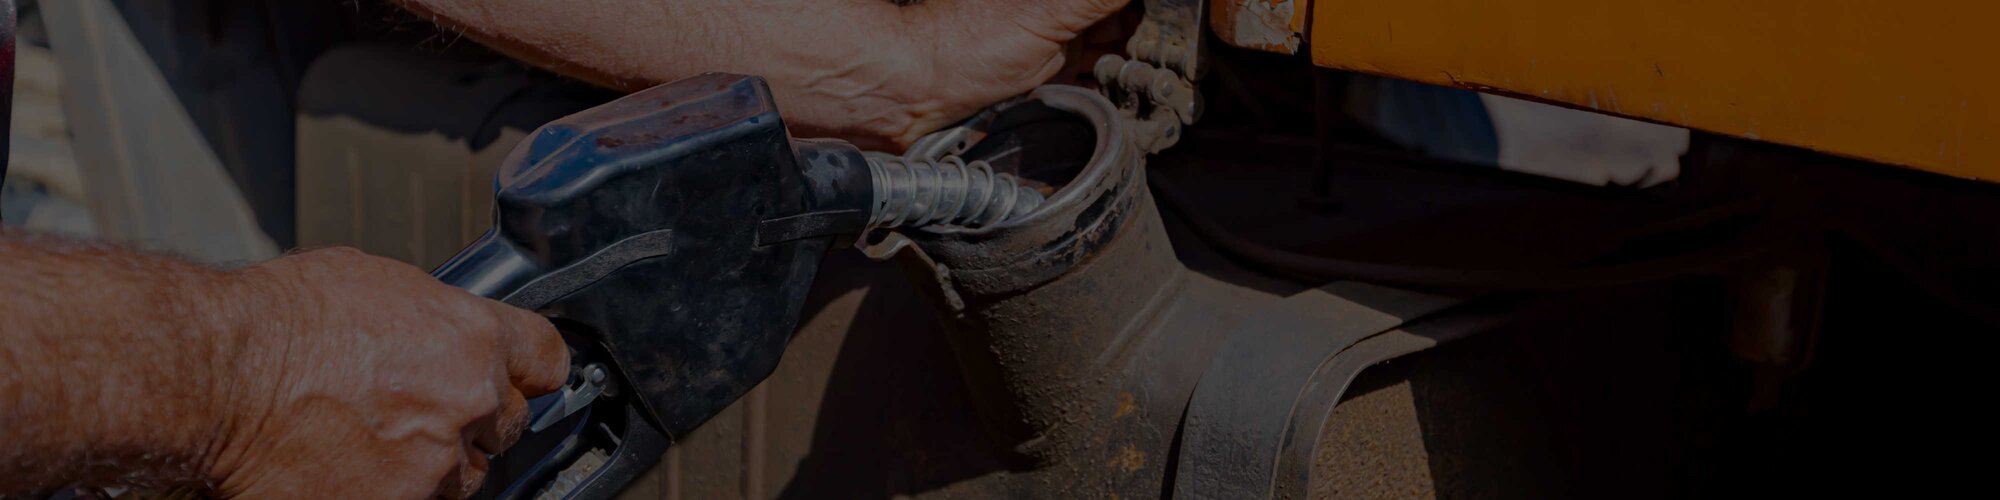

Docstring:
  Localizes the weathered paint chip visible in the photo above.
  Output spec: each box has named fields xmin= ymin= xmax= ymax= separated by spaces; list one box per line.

xmin=1213 ymin=0 xmax=1304 ymax=53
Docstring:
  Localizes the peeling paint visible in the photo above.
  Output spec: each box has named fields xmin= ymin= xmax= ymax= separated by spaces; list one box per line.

xmin=1114 ymin=392 xmax=1138 ymax=418
xmin=1112 ymin=445 xmax=1147 ymax=473
xmin=1218 ymin=0 xmax=1301 ymax=52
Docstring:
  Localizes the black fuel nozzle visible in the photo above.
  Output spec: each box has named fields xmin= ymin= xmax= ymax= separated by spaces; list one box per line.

xmin=430 ymin=72 xmax=1049 ymax=500
xmin=430 ymin=73 xmax=877 ymax=500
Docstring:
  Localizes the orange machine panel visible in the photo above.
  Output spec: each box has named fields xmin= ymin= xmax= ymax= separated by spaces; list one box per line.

xmin=1307 ymin=0 xmax=1999 ymax=182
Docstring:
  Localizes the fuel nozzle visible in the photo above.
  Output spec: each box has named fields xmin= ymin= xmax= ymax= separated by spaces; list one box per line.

xmin=788 ymin=139 xmax=1045 ymax=242
xmin=432 ymin=72 xmax=1046 ymax=500
xmin=864 ymin=155 xmax=1044 ymax=230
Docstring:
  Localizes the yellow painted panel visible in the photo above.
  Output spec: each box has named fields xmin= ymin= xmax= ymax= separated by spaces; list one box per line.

xmin=1309 ymin=0 xmax=1998 ymax=182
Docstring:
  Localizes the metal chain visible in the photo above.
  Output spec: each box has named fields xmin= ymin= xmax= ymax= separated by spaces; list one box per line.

xmin=1095 ymin=0 xmax=1207 ymax=153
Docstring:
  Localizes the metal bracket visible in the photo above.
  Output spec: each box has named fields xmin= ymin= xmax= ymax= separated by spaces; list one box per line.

xmin=1174 ymin=282 xmax=1460 ymax=498
xmin=1128 ymin=0 xmax=1207 ymax=79
xmin=1098 ymin=0 xmax=1207 ymax=153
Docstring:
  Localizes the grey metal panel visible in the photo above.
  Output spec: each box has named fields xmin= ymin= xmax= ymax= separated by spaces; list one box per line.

xmin=40 ymin=0 xmax=274 ymax=262
xmin=109 ymin=0 xmax=316 ymax=246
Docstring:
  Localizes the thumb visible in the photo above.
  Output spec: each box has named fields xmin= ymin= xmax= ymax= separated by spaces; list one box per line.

xmin=978 ymin=0 xmax=1131 ymax=41
xmin=1035 ymin=0 xmax=1134 ymax=34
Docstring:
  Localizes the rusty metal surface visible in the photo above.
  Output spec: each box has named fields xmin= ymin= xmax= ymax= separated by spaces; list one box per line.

xmin=887 ymin=82 xmax=1282 ymax=497
xmin=1174 ymin=283 xmax=1460 ymax=498
xmin=902 ymin=83 xmax=1182 ymax=470
xmin=905 ymin=85 xmax=1147 ymax=294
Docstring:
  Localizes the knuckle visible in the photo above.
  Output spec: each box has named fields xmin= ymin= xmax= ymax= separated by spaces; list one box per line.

xmin=458 ymin=468 xmax=488 ymax=498
xmin=495 ymin=414 xmax=526 ymax=449
xmin=420 ymin=446 xmax=467 ymax=493
xmin=303 ymin=246 xmax=366 ymax=261
xmin=444 ymin=389 xmax=503 ymax=435
xmin=461 ymin=307 xmax=506 ymax=336
xmin=528 ymin=366 xmax=566 ymax=394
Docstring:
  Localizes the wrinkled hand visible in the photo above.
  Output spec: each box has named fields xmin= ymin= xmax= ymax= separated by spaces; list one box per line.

xmin=776 ymin=0 xmax=1135 ymax=149
xmin=394 ymin=0 xmax=1133 ymax=151
xmin=206 ymin=248 xmax=568 ymax=498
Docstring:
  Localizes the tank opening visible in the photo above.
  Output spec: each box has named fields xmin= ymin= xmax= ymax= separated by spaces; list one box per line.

xmin=960 ymin=101 xmax=1098 ymax=196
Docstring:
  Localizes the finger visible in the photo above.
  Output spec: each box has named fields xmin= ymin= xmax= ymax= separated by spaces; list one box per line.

xmin=492 ymin=303 xmax=570 ymax=394
xmin=473 ymin=387 xmax=532 ymax=455
xmin=435 ymin=442 xmax=491 ymax=500
xmin=1022 ymin=0 xmax=1134 ymax=35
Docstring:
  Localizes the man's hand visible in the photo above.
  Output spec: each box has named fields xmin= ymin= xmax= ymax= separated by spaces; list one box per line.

xmin=207 ymin=248 xmax=568 ymax=498
xmin=0 ymin=237 xmax=566 ymax=498
xmin=396 ymin=0 xmax=1132 ymax=150
xmin=764 ymin=0 xmax=1135 ymax=148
